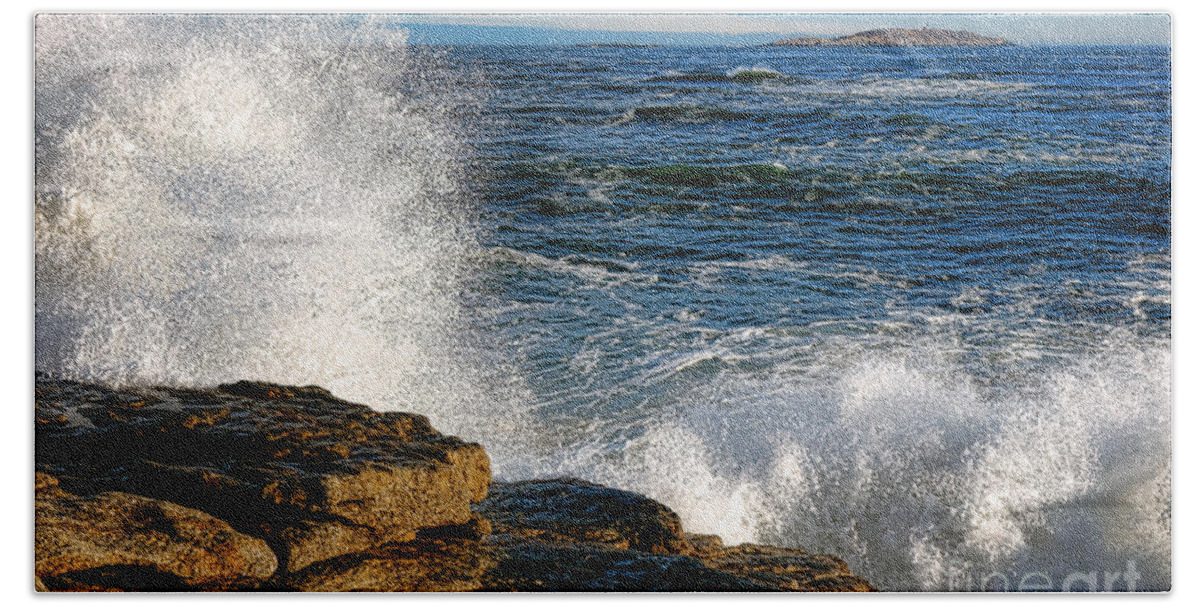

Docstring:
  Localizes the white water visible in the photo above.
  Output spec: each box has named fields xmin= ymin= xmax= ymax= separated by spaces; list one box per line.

xmin=34 ymin=15 xmax=1170 ymax=591
xmin=33 ymin=15 xmax=532 ymax=440
xmin=536 ymin=337 xmax=1170 ymax=591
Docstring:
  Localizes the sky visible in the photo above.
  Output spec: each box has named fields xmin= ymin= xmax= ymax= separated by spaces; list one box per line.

xmin=396 ymin=13 xmax=1171 ymax=46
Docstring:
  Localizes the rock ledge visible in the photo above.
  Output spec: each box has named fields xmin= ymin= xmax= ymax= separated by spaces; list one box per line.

xmin=35 ymin=376 xmax=873 ymax=592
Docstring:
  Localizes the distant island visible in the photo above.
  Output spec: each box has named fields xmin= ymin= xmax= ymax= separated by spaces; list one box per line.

xmin=576 ymin=43 xmax=660 ymax=48
xmin=770 ymin=27 xmax=1009 ymax=47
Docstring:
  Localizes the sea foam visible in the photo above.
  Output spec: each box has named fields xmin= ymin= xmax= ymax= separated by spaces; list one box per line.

xmin=536 ymin=337 xmax=1170 ymax=591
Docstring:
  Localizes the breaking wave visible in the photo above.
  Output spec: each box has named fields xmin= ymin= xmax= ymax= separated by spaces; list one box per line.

xmin=534 ymin=336 xmax=1170 ymax=591
xmin=33 ymin=14 xmax=527 ymax=439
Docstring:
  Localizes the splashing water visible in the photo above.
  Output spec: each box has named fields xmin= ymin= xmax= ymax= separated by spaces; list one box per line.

xmin=535 ymin=339 xmax=1170 ymax=591
xmin=33 ymin=15 xmax=523 ymax=436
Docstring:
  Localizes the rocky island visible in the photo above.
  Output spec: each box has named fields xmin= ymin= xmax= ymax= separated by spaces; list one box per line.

xmin=34 ymin=375 xmax=873 ymax=592
xmin=577 ymin=43 xmax=660 ymax=48
xmin=770 ymin=27 xmax=1009 ymax=47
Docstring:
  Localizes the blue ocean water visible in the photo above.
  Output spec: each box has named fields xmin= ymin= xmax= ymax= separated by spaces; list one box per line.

xmin=448 ymin=43 xmax=1173 ymax=591
xmin=35 ymin=17 xmax=1170 ymax=590
xmin=455 ymin=43 xmax=1169 ymax=420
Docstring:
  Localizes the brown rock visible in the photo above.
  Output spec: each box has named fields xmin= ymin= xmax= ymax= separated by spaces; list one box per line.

xmin=683 ymin=533 xmax=725 ymax=557
xmin=281 ymin=539 xmax=495 ymax=592
xmin=35 ymin=477 xmax=277 ymax=591
xmin=35 ymin=377 xmax=874 ymax=592
xmin=35 ymin=471 xmax=60 ymax=493
xmin=35 ymin=377 xmax=491 ymax=572
xmin=700 ymin=544 xmax=876 ymax=592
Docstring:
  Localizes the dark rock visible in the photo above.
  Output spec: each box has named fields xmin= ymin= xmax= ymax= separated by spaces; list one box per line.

xmin=35 ymin=377 xmax=490 ymax=572
xmin=477 ymin=477 xmax=874 ymax=592
xmin=482 ymin=541 xmax=768 ymax=592
xmin=684 ymin=533 xmax=725 ymax=557
xmin=416 ymin=514 xmax=493 ymax=541
xmin=41 ymin=566 xmax=193 ymax=592
xmin=700 ymin=544 xmax=875 ymax=592
xmin=477 ymin=478 xmax=691 ymax=554
xmin=35 ymin=474 xmax=277 ymax=590
xmin=217 ymin=380 xmax=336 ymax=401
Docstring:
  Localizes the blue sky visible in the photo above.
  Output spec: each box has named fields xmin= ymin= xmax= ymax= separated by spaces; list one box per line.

xmin=396 ymin=13 xmax=1171 ymax=46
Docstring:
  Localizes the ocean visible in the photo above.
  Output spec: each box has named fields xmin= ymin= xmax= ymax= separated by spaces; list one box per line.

xmin=34 ymin=16 xmax=1170 ymax=591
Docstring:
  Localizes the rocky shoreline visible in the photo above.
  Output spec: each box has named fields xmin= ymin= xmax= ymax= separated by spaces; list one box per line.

xmin=35 ymin=375 xmax=873 ymax=592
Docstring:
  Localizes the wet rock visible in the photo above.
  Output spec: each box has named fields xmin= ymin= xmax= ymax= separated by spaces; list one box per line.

xmin=482 ymin=541 xmax=768 ymax=592
xmin=35 ymin=377 xmax=490 ymax=572
xmin=699 ymin=544 xmax=875 ymax=592
xmin=477 ymin=477 xmax=874 ymax=591
xmin=35 ymin=474 xmax=277 ymax=590
xmin=478 ymin=478 xmax=691 ymax=554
